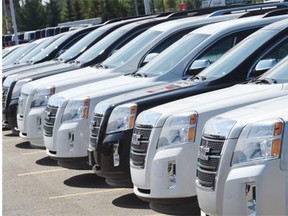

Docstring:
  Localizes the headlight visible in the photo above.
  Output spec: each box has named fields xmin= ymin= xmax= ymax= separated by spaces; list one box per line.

xmin=11 ymin=78 xmax=32 ymax=99
xmin=232 ymin=119 xmax=283 ymax=166
xmin=94 ymin=101 xmax=110 ymax=115
xmin=106 ymin=103 xmax=137 ymax=134
xmin=135 ymin=110 xmax=162 ymax=127
xmin=31 ymin=86 xmax=55 ymax=108
xmin=157 ymin=112 xmax=197 ymax=149
xmin=62 ymin=97 xmax=90 ymax=123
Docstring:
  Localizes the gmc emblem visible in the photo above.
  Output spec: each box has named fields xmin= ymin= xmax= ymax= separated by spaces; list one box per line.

xmin=132 ymin=134 xmax=142 ymax=145
xmin=198 ymin=146 xmax=210 ymax=161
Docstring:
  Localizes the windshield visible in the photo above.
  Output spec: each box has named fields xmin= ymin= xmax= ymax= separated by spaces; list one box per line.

xmin=17 ymin=36 xmax=60 ymax=63
xmin=3 ymin=42 xmax=38 ymax=66
xmin=260 ymin=57 xmax=288 ymax=83
xmin=58 ymin=26 xmax=110 ymax=61
xmin=198 ymin=29 xmax=277 ymax=80
xmin=30 ymin=33 xmax=70 ymax=62
xmin=103 ymin=30 xmax=162 ymax=68
xmin=137 ymin=33 xmax=209 ymax=77
xmin=76 ymin=28 xmax=128 ymax=64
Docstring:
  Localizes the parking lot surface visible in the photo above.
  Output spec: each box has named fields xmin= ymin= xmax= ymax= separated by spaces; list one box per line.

xmin=2 ymin=129 xmax=165 ymax=216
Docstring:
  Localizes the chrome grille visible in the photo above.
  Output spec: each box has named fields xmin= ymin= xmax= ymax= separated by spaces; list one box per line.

xmin=196 ymin=135 xmax=225 ymax=190
xmin=2 ymin=86 xmax=9 ymax=111
xmin=43 ymin=105 xmax=58 ymax=137
xmin=17 ymin=93 xmax=28 ymax=117
xmin=130 ymin=125 xmax=152 ymax=168
xmin=89 ymin=113 xmax=103 ymax=148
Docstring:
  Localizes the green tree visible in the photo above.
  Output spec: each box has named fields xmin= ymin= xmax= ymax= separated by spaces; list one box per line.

xmin=98 ymin=0 xmax=128 ymax=22
xmin=64 ymin=0 xmax=76 ymax=21
xmin=17 ymin=0 xmax=47 ymax=31
xmin=46 ymin=0 xmax=62 ymax=26
xmin=74 ymin=0 xmax=85 ymax=20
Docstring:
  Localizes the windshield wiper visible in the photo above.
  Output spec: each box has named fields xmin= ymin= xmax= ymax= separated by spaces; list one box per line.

xmin=95 ymin=63 xmax=108 ymax=69
xmin=254 ymin=78 xmax=277 ymax=84
xmin=131 ymin=72 xmax=147 ymax=78
xmin=69 ymin=60 xmax=80 ymax=64
xmin=188 ymin=75 xmax=206 ymax=82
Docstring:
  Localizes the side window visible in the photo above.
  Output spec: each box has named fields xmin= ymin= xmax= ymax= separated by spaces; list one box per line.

xmin=149 ymin=28 xmax=193 ymax=54
xmin=183 ymin=28 xmax=260 ymax=76
xmin=109 ymin=29 xmax=147 ymax=57
xmin=197 ymin=28 xmax=258 ymax=64
xmin=138 ymin=28 xmax=194 ymax=67
xmin=56 ymin=32 xmax=88 ymax=57
xmin=262 ymin=39 xmax=288 ymax=62
xmin=248 ymin=37 xmax=288 ymax=78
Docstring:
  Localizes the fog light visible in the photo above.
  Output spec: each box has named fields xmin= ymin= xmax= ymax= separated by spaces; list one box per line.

xmin=68 ymin=131 xmax=74 ymax=151
xmin=168 ymin=161 xmax=176 ymax=189
xmin=36 ymin=116 xmax=42 ymax=131
xmin=246 ymin=183 xmax=256 ymax=216
xmin=113 ymin=143 xmax=120 ymax=167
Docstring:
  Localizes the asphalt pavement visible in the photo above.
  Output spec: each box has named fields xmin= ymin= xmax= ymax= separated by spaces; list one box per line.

xmin=2 ymin=129 xmax=166 ymax=216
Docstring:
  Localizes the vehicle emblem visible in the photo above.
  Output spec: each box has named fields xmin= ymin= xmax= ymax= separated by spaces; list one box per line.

xmin=198 ymin=146 xmax=210 ymax=161
xmin=132 ymin=133 xmax=142 ymax=145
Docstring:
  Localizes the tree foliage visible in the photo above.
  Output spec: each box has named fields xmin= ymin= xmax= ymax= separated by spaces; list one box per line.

xmin=17 ymin=0 xmax=47 ymax=31
xmin=3 ymin=0 xmax=200 ymax=33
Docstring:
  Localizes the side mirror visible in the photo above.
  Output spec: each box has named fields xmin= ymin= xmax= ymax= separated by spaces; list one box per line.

xmin=188 ymin=59 xmax=210 ymax=76
xmin=56 ymin=49 xmax=67 ymax=58
xmin=253 ymin=59 xmax=278 ymax=77
xmin=140 ymin=53 xmax=159 ymax=67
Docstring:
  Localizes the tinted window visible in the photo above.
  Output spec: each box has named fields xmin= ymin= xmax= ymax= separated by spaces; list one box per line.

xmin=138 ymin=33 xmax=209 ymax=77
xmin=199 ymin=29 xmax=277 ymax=80
xmin=103 ymin=30 xmax=162 ymax=68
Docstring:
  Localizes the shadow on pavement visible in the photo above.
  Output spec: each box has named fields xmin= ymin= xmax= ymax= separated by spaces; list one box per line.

xmin=15 ymin=141 xmax=33 ymax=149
xmin=64 ymin=173 xmax=110 ymax=189
xmin=112 ymin=193 xmax=150 ymax=209
xmin=35 ymin=156 xmax=58 ymax=166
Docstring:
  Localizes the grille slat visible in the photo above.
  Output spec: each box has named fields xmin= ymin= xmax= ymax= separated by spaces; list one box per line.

xmin=2 ymin=86 xmax=9 ymax=111
xmin=89 ymin=114 xmax=103 ymax=148
xmin=130 ymin=125 xmax=152 ymax=168
xmin=196 ymin=135 xmax=225 ymax=189
xmin=43 ymin=105 xmax=58 ymax=137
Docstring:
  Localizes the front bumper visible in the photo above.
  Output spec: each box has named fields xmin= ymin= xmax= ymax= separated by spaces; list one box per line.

xmin=2 ymin=98 xmax=18 ymax=129
xmin=90 ymin=130 xmax=133 ymax=179
xmin=132 ymin=144 xmax=198 ymax=201
xmin=44 ymin=120 xmax=90 ymax=162
xmin=17 ymin=107 xmax=46 ymax=147
xmin=197 ymin=160 xmax=287 ymax=216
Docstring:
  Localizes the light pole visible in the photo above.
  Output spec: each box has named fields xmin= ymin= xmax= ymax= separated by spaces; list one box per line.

xmin=9 ymin=0 xmax=19 ymax=45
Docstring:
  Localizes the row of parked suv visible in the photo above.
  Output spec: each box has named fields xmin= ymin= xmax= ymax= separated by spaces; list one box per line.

xmin=2 ymin=2 xmax=288 ymax=215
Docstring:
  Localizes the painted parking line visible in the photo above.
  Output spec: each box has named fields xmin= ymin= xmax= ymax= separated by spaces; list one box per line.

xmin=22 ymin=150 xmax=45 ymax=155
xmin=3 ymin=137 xmax=23 ymax=141
xmin=49 ymin=188 xmax=131 ymax=199
xmin=17 ymin=168 xmax=66 ymax=176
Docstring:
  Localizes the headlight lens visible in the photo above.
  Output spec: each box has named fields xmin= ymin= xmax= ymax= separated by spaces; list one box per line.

xmin=62 ymin=97 xmax=90 ymax=123
xmin=135 ymin=110 xmax=161 ymax=127
xmin=106 ymin=103 xmax=137 ymax=134
xmin=31 ymin=86 xmax=55 ymax=108
xmin=158 ymin=112 xmax=197 ymax=149
xmin=232 ymin=119 xmax=283 ymax=166
xmin=94 ymin=101 xmax=110 ymax=116
xmin=11 ymin=79 xmax=32 ymax=99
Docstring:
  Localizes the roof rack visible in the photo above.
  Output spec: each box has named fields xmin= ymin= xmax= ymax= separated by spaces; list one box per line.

xmin=166 ymin=4 xmax=258 ymax=18
xmin=262 ymin=7 xmax=288 ymax=16
xmin=103 ymin=14 xmax=157 ymax=24
xmin=209 ymin=2 xmax=288 ymax=16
